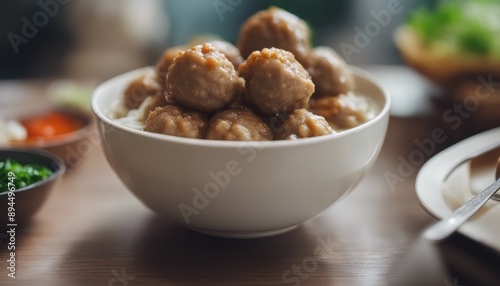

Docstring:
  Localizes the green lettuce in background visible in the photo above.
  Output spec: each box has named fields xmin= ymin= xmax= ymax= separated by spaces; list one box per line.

xmin=408 ymin=0 xmax=500 ymax=56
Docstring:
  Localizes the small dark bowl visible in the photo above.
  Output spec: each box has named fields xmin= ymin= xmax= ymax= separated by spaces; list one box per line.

xmin=0 ymin=149 xmax=65 ymax=229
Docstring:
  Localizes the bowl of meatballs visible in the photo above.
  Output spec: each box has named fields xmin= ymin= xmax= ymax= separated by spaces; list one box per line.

xmin=92 ymin=7 xmax=390 ymax=238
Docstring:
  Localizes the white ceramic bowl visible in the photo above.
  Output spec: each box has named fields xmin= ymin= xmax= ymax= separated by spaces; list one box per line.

xmin=92 ymin=67 xmax=390 ymax=238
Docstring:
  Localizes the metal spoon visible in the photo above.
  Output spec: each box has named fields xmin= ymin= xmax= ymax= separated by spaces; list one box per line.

xmin=423 ymin=155 xmax=500 ymax=241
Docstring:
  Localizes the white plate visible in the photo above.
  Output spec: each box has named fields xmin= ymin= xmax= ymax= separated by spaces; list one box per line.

xmin=416 ymin=127 xmax=500 ymax=251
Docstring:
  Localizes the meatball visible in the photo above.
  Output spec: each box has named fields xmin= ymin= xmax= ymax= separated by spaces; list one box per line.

xmin=309 ymin=94 xmax=373 ymax=130
xmin=156 ymin=46 xmax=184 ymax=88
xmin=307 ymin=47 xmax=354 ymax=97
xmin=207 ymin=108 xmax=273 ymax=141
xmin=144 ymin=105 xmax=208 ymax=139
xmin=238 ymin=48 xmax=315 ymax=116
xmin=238 ymin=7 xmax=311 ymax=65
xmin=208 ymin=40 xmax=243 ymax=69
xmin=275 ymin=109 xmax=334 ymax=140
xmin=137 ymin=92 xmax=170 ymax=122
xmin=167 ymin=44 xmax=244 ymax=112
xmin=123 ymin=70 xmax=161 ymax=109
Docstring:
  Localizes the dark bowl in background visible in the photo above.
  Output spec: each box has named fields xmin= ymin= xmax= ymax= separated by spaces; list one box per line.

xmin=0 ymin=149 xmax=65 ymax=230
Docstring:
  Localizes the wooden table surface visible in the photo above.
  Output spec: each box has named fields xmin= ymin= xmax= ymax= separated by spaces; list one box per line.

xmin=1 ymin=67 xmax=500 ymax=286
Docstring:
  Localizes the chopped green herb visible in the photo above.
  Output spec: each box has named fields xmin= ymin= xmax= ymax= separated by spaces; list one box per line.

xmin=0 ymin=159 xmax=53 ymax=193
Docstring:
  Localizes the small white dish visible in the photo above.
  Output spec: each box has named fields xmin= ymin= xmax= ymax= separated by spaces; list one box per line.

xmin=416 ymin=127 xmax=500 ymax=251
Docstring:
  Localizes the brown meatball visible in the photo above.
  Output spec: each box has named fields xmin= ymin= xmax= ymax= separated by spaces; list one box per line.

xmin=208 ymin=40 xmax=243 ymax=70
xmin=167 ymin=44 xmax=244 ymax=112
xmin=307 ymin=47 xmax=354 ymax=97
xmin=144 ymin=105 xmax=208 ymax=139
xmin=309 ymin=94 xmax=372 ymax=130
xmin=156 ymin=46 xmax=184 ymax=88
xmin=275 ymin=109 xmax=334 ymax=140
xmin=238 ymin=48 xmax=315 ymax=116
xmin=238 ymin=7 xmax=311 ymax=65
xmin=207 ymin=109 xmax=273 ymax=141
xmin=123 ymin=70 xmax=161 ymax=109
xmin=138 ymin=92 xmax=170 ymax=122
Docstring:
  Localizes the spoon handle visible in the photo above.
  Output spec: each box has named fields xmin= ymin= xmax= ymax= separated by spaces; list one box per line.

xmin=423 ymin=178 xmax=500 ymax=241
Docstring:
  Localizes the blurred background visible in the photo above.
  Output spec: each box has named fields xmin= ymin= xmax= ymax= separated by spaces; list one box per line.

xmin=0 ymin=0 xmax=431 ymax=80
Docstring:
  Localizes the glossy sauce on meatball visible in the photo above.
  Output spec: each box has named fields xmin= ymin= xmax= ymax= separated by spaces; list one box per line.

xmin=144 ymin=105 xmax=208 ymax=139
xmin=207 ymin=108 xmax=273 ymax=141
xmin=238 ymin=7 xmax=311 ymax=65
xmin=167 ymin=44 xmax=244 ymax=112
xmin=239 ymin=48 xmax=315 ymax=116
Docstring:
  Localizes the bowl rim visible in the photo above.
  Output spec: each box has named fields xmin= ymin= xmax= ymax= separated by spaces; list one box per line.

xmin=91 ymin=66 xmax=391 ymax=149
xmin=0 ymin=148 xmax=66 ymax=196
xmin=7 ymin=107 xmax=94 ymax=149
